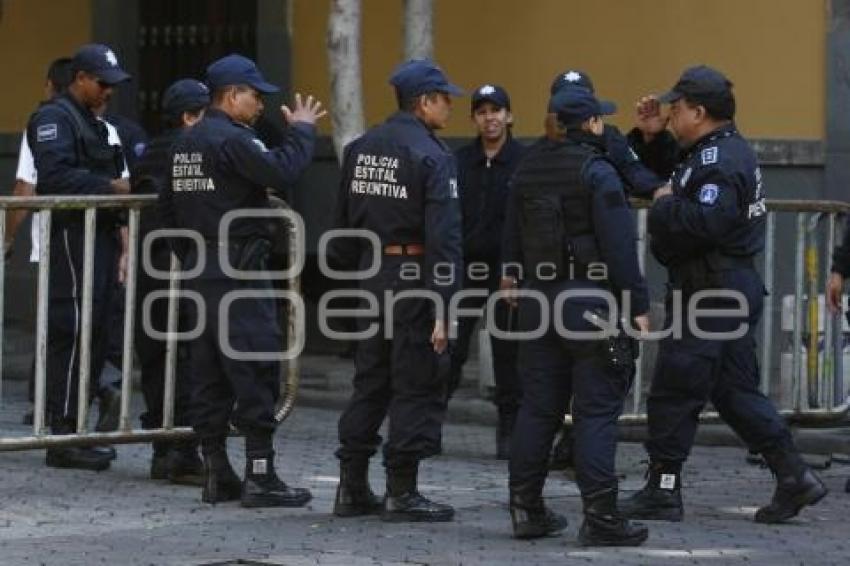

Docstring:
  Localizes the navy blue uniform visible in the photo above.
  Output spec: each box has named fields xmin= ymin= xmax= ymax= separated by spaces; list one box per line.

xmin=645 ymin=123 xmax=793 ymax=463
xmin=332 ymin=111 xmax=462 ymax=470
xmin=132 ymin=128 xmax=193 ymax=432
xmin=28 ymin=94 xmax=124 ymax=430
xmin=448 ymin=136 xmax=524 ymax=412
xmin=503 ymin=132 xmax=649 ymax=496
xmin=159 ymin=107 xmax=316 ymax=439
xmin=603 ymin=125 xmax=667 ymax=198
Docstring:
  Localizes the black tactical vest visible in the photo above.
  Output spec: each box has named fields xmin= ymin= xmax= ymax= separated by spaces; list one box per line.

xmin=52 ymin=97 xmax=124 ymax=179
xmin=511 ymin=138 xmax=602 ymax=280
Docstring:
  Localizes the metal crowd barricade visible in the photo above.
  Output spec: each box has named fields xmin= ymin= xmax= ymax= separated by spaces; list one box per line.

xmin=0 ymin=194 xmax=301 ymax=452
xmin=570 ymin=198 xmax=850 ymax=428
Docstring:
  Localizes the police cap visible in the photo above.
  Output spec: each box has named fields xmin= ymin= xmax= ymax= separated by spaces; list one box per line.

xmin=389 ymin=59 xmax=464 ymax=99
xmin=550 ymin=86 xmax=616 ymax=126
xmin=549 ymin=69 xmax=595 ymax=96
xmin=471 ymin=84 xmax=511 ymax=112
xmin=658 ymin=65 xmax=733 ymax=104
xmin=206 ymin=54 xmax=279 ymax=94
xmin=162 ymin=79 xmax=210 ymax=118
xmin=71 ymin=44 xmax=131 ymax=85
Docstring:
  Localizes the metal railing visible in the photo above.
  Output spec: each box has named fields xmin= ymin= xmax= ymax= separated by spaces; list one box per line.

xmin=0 ymin=194 xmax=301 ymax=451
xmin=566 ymin=198 xmax=850 ymax=427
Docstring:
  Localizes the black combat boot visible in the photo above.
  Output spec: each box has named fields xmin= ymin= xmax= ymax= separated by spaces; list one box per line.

xmin=579 ymin=488 xmax=649 ymax=547
xmin=549 ymin=424 xmax=574 ymax=471
xmin=619 ymin=461 xmax=684 ymax=522
xmin=334 ymin=459 xmax=382 ymax=517
xmin=45 ymin=421 xmax=111 ymax=472
xmin=201 ymin=437 xmax=242 ymax=504
xmin=241 ymin=432 xmax=312 ymax=508
xmin=150 ymin=441 xmax=171 ymax=480
xmin=754 ymin=448 xmax=827 ymax=523
xmin=509 ymin=481 xmax=568 ymax=539
xmin=496 ymin=407 xmax=517 ymax=461
xmin=382 ymin=465 xmax=454 ymax=522
xmin=167 ymin=440 xmax=205 ymax=486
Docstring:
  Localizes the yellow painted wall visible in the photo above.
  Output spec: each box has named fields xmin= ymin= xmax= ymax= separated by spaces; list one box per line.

xmin=0 ymin=0 xmax=92 ymax=132
xmin=293 ymin=0 xmax=826 ymax=140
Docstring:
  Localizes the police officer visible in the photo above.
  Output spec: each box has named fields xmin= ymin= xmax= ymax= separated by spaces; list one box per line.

xmin=133 ymin=79 xmax=210 ymax=484
xmin=620 ymin=66 xmax=827 ymax=524
xmin=825 ymin=218 xmax=850 ymax=494
xmin=29 ymin=44 xmax=132 ymax=471
xmin=544 ymin=69 xmax=672 ymax=472
xmin=503 ymin=85 xmax=650 ymax=546
xmin=330 ymin=59 xmax=462 ymax=522
xmin=448 ymin=84 xmax=524 ymax=459
xmin=159 ymin=54 xmax=326 ymax=506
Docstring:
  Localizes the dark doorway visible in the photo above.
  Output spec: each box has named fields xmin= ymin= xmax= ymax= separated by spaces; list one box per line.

xmin=137 ymin=0 xmax=258 ymax=134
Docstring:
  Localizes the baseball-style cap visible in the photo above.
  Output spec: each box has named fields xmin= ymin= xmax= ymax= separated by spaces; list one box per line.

xmin=658 ymin=65 xmax=733 ymax=104
xmin=71 ymin=44 xmax=131 ymax=85
xmin=471 ymin=84 xmax=511 ymax=111
xmin=550 ymin=69 xmax=595 ymax=96
xmin=550 ymin=86 xmax=616 ymax=125
xmin=389 ymin=59 xmax=464 ymax=99
xmin=205 ymin=54 xmax=279 ymax=94
xmin=162 ymin=79 xmax=210 ymax=118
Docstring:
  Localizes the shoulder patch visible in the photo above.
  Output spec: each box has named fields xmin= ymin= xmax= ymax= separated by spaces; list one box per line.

xmin=252 ymin=138 xmax=268 ymax=152
xmin=36 ymin=123 xmax=58 ymax=143
xmin=133 ymin=142 xmax=146 ymax=157
xmin=698 ymin=184 xmax=720 ymax=205
xmin=701 ymin=146 xmax=718 ymax=165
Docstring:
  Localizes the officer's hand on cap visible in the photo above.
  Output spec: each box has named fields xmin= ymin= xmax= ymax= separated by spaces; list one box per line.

xmin=110 ymin=178 xmax=131 ymax=195
xmin=281 ymin=93 xmax=327 ymax=125
xmin=826 ymin=272 xmax=845 ymax=314
xmin=635 ymin=95 xmax=667 ymax=142
xmin=652 ymin=184 xmax=672 ymax=201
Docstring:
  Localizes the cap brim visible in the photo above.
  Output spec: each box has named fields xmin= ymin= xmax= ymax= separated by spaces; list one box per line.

xmin=95 ymin=68 xmax=131 ymax=85
xmin=657 ymin=89 xmax=683 ymax=104
xmin=250 ymin=80 xmax=280 ymax=94
xmin=440 ymin=83 xmax=464 ymax=96
xmin=599 ymin=100 xmax=617 ymax=115
xmin=472 ymin=95 xmax=507 ymax=109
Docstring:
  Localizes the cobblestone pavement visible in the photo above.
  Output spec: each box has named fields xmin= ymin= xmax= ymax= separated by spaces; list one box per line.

xmin=1 ymin=378 xmax=849 ymax=566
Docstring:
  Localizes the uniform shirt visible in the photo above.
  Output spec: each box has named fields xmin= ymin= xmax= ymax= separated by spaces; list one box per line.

xmin=502 ymin=133 xmax=650 ymax=316
xmin=18 ymin=119 xmax=129 ymax=262
xmin=332 ymin=111 xmax=463 ymax=303
xmin=454 ymin=136 xmax=524 ymax=268
xmin=159 ymin=107 xmax=316 ymax=242
xmin=603 ymin=124 xmax=667 ymax=198
xmin=131 ymin=128 xmax=179 ymax=245
xmin=626 ymin=128 xmax=680 ymax=182
xmin=648 ymin=123 xmax=766 ymax=267
xmin=105 ymin=113 xmax=149 ymax=171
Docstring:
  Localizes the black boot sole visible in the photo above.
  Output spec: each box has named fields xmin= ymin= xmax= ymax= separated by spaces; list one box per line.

xmin=754 ymin=483 xmax=828 ymax=524
xmin=169 ymin=472 xmax=206 ymax=487
xmin=46 ymin=454 xmax=110 ymax=472
xmin=619 ymin=505 xmax=683 ymax=522
xmin=201 ymin=484 xmax=242 ymax=504
xmin=241 ymin=494 xmax=312 ymax=508
xmin=381 ymin=508 xmax=455 ymax=523
xmin=333 ymin=502 xmax=383 ymax=517
xmin=578 ymin=529 xmax=650 ymax=547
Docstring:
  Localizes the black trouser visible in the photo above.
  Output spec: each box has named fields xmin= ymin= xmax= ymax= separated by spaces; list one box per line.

xmin=135 ymin=244 xmax=193 ymax=430
xmin=509 ymin=283 xmax=632 ymax=495
xmin=185 ymin=249 xmax=282 ymax=439
xmin=646 ymin=268 xmax=794 ymax=463
xmin=336 ymin=256 xmax=449 ymax=469
xmin=46 ymin=225 xmax=117 ymax=429
xmin=448 ymin=275 xmax=520 ymax=413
